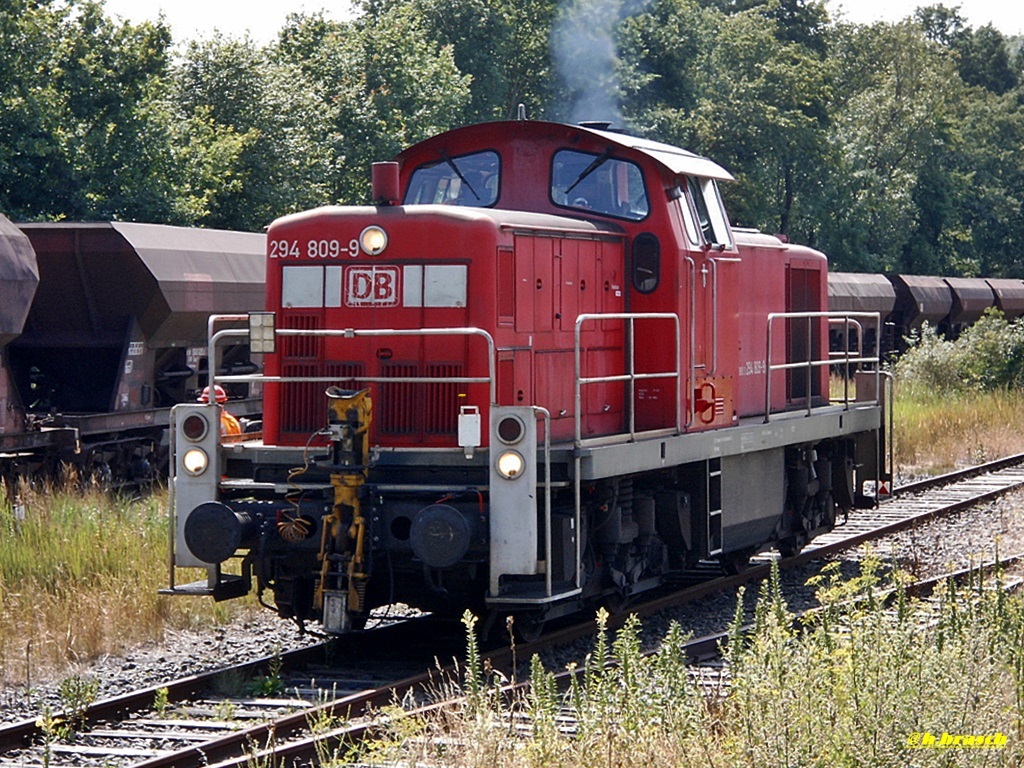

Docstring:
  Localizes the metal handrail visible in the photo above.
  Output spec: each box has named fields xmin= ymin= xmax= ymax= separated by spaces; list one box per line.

xmin=574 ymin=312 xmax=681 ymax=446
xmin=764 ymin=311 xmax=881 ymax=422
xmin=532 ymin=406 xmax=555 ymax=597
xmin=206 ymin=318 xmax=497 ymax=405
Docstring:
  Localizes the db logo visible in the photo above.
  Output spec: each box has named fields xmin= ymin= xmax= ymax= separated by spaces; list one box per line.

xmin=346 ymin=266 xmax=400 ymax=306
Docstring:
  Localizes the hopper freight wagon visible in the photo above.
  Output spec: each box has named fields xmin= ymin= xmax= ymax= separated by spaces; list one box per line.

xmin=0 ymin=220 xmax=265 ymax=485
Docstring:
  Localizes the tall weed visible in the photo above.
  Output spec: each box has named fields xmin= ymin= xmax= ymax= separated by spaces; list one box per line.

xmin=350 ymin=560 xmax=1024 ymax=767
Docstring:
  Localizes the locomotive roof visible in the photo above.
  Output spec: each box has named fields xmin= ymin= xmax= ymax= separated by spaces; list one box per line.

xmin=583 ymin=124 xmax=735 ymax=181
xmin=396 ymin=120 xmax=734 ymax=182
xmin=273 ymin=202 xmax=626 ymax=237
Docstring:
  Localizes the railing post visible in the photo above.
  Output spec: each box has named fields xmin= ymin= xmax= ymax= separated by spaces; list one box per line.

xmin=806 ymin=315 xmax=813 ymax=416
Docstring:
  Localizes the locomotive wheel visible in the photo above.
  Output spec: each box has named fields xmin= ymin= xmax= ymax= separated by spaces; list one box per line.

xmin=511 ymin=613 xmax=546 ymax=643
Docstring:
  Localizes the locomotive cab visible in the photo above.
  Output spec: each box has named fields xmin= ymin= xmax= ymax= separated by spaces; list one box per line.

xmin=165 ymin=119 xmax=889 ymax=634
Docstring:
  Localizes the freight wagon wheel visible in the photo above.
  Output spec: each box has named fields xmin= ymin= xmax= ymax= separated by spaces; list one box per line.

xmin=777 ymin=532 xmax=808 ymax=558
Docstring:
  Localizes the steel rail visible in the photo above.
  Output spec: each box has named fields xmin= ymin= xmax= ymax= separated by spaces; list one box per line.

xmin=5 ymin=455 xmax=1024 ymax=766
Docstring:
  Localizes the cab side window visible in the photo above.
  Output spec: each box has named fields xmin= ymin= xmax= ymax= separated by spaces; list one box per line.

xmin=551 ymin=149 xmax=649 ymax=221
xmin=685 ymin=175 xmax=733 ymax=248
xmin=404 ymin=151 xmax=500 ymax=206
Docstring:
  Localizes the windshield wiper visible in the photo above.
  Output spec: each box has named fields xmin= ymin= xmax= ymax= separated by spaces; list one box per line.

xmin=440 ymin=151 xmax=480 ymax=201
xmin=565 ymin=147 xmax=613 ymax=196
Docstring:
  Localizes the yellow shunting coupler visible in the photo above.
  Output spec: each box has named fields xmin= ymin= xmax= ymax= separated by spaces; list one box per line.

xmin=318 ymin=387 xmax=372 ymax=633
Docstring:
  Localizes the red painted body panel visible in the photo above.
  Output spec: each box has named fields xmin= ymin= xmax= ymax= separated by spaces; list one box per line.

xmin=263 ymin=120 xmax=829 ymax=448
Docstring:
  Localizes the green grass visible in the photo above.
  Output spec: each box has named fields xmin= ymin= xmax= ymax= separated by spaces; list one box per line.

xmin=0 ymin=482 xmax=255 ymax=686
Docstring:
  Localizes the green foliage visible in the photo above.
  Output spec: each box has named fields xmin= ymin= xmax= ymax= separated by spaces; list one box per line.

xmin=896 ymin=311 xmax=1024 ymax=393
xmin=169 ymin=34 xmax=334 ymax=228
xmin=682 ymin=4 xmax=833 ymax=237
xmin=398 ymin=0 xmax=557 ymax=122
xmin=153 ymin=686 xmax=170 ymax=718
xmin=2 ymin=0 xmax=1024 ymax=274
xmin=57 ymin=675 xmax=99 ymax=737
xmin=345 ymin=561 xmax=1024 ymax=767
xmin=276 ymin=5 xmax=471 ymax=204
xmin=0 ymin=0 xmax=177 ymax=222
xmin=247 ymin=650 xmax=285 ymax=697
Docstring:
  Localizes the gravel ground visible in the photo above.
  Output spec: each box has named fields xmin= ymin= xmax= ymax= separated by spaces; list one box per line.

xmin=3 ymin=489 xmax=1023 ymax=727
xmin=537 ymin=487 xmax=1024 ymax=672
xmin=0 ymin=609 xmax=321 ymax=725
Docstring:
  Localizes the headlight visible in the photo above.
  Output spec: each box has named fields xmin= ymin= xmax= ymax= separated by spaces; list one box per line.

xmin=360 ymin=225 xmax=388 ymax=256
xmin=182 ymin=448 xmax=209 ymax=476
xmin=496 ymin=450 xmax=525 ymax=479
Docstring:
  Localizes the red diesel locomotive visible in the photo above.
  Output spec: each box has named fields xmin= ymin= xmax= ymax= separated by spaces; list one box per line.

xmin=166 ymin=119 xmax=889 ymax=634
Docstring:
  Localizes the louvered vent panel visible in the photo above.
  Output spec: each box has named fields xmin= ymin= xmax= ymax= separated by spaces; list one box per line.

xmin=281 ymin=314 xmax=321 ymax=359
xmin=378 ymin=363 xmax=462 ymax=438
xmin=379 ymin=364 xmax=418 ymax=435
xmin=279 ymin=313 xmax=323 ymax=436
xmin=281 ymin=362 xmax=321 ymax=435
xmin=424 ymin=363 xmax=462 ymax=434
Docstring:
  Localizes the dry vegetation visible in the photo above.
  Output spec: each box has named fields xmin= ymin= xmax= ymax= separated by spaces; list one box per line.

xmin=893 ymin=385 xmax=1024 ymax=476
xmin=329 ymin=564 xmax=1024 ymax=768
xmin=0 ymin=483 xmax=257 ymax=687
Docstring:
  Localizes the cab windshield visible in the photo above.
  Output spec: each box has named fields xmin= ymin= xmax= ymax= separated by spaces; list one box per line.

xmin=550 ymin=149 xmax=649 ymax=220
xmin=404 ymin=150 xmax=500 ymax=206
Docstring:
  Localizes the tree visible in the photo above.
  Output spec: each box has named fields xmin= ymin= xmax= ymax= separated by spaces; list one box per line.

xmin=955 ymin=24 xmax=1018 ymax=95
xmin=0 ymin=0 xmax=176 ymax=221
xmin=170 ymin=34 xmax=334 ymax=230
xmin=819 ymin=21 xmax=965 ymax=272
xmin=682 ymin=5 xmax=833 ymax=239
xmin=948 ymin=91 xmax=1024 ymax=276
xmin=709 ymin=0 xmax=829 ymax=53
xmin=617 ymin=0 xmax=711 ymax=140
xmin=276 ymin=7 xmax=471 ymax=204
xmin=392 ymin=0 xmax=557 ymax=122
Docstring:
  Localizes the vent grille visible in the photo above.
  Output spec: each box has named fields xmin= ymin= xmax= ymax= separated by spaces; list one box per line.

xmin=379 ymin=364 xmax=418 ymax=435
xmin=280 ymin=360 xmax=365 ymax=436
xmin=281 ymin=362 xmax=320 ymax=435
xmin=379 ymin=362 xmax=463 ymax=437
xmin=424 ymin=363 xmax=461 ymax=434
xmin=281 ymin=314 xmax=321 ymax=359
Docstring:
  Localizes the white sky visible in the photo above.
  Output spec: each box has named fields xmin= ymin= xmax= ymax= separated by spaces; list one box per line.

xmin=101 ymin=0 xmax=354 ymax=44
xmin=101 ymin=0 xmax=1024 ymax=44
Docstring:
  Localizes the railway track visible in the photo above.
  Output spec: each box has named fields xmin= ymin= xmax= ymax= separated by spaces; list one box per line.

xmin=4 ymin=453 xmax=1024 ymax=767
